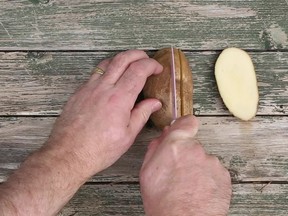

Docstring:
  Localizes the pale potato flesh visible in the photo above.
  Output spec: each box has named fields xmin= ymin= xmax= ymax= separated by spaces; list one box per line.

xmin=215 ymin=48 xmax=259 ymax=121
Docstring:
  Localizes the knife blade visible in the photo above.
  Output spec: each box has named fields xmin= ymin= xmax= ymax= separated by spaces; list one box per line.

xmin=170 ymin=46 xmax=178 ymax=124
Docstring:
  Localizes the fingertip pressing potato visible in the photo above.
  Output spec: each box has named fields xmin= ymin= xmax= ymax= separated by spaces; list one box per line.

xmin=143 ymin=48 xmax=193 ymax=129
xmin=215 ymin=48 xmax=259 ymax=121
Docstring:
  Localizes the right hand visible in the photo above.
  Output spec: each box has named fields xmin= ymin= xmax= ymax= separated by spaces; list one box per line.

xmin=140 ymin=115 xmax=232 ymax=216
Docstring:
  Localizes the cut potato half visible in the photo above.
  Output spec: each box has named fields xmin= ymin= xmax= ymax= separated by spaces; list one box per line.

xmin=215 ymin=48 xmax=259 ymax=121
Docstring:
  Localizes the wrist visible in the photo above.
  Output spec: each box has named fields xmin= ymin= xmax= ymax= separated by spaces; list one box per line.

xmin=45 ymin=130 xmax=108 ymax=178
xmin=40 ymin=142 xmax=93 ymax=183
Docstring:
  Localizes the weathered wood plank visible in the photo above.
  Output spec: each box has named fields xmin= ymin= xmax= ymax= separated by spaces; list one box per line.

xmin=1 ymin=116 xmax=287 ymax=183
xmin=0 ymin=0 xmax=287 ymax=50
xmin=59 ymin=184 xmax=288 ymax=216
xmin=0 ymin=51 xmax=287 ymax=115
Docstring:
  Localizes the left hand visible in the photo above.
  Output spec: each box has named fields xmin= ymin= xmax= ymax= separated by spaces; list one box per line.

xmin=45 ymin=50 xmax=163 ymax=178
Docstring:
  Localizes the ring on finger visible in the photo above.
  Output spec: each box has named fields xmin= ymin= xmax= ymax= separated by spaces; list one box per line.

xmin=92 ymin=67 xmax=105 ymax=76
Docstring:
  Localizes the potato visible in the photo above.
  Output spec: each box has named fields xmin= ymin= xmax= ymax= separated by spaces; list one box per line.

xmin=215 ymin=48 xmax=259 ymax=121
xmin=143 ymin=48 xmax=193 ymax=129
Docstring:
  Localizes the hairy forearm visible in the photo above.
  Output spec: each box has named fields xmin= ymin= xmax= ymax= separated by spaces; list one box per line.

xmin=0 ymin=143 xmax=90 ymax=216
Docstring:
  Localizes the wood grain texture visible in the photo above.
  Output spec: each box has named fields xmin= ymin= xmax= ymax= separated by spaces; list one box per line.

xmin=1 ymin=1 xmax=287 ymax=214
xmin=1 ymin=116 xmax=287 ymax=183
xmin=58 ymin=184 xmax=288 ymax=215
xmin=0 ymin=51 xmax=287 ymax=115
xmin=0 ymin=0 xmax=287 ymax=51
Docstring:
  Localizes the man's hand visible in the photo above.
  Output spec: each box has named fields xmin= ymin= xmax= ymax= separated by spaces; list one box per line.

xmin=47 ymin=50 xmax=163 ymax=177
xmin=140 ymin=115 xmax=232 ymax=216
xmin=0 ymin=50 xmax=163 ymax=216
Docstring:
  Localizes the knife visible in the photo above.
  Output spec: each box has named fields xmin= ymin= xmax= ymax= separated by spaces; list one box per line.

xmin=170 ymin=46 xmax=178 ymax=124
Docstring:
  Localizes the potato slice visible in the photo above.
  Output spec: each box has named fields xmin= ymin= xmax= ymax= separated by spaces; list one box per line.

xmin=215 ymin=48 xmax=259 ymax=121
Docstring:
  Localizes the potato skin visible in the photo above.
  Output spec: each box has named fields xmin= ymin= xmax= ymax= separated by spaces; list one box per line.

xmin=143 ymin=48 xmax=193 ymax=129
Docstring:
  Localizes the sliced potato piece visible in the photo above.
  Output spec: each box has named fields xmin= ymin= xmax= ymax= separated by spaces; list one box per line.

xmin=215 ymin=48 xmax=259 ymax=121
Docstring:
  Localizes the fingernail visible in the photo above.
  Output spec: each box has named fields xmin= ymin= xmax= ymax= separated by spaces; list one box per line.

xmin=152 ymin=101 xmax=162 ymax=112
xmin=170 ymin=120 xmax=176 ymax=125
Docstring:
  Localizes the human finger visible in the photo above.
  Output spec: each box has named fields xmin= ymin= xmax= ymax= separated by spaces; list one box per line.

xmin=89 ymin=59 xmax=111 ymax=83
xmin=128 ymin=98 xmax=162 ymax=138
xmin=142 ymin=116 xmax=199 ymax=168
xmin=102 ymin=50 xmax=149 ymax=85
xmin=141 ymin=125 xmax=172 ymax=169
xmin=116 ymin=58 xmax=163 ymax=109
xmin=168 ymin=115 xmax=199 ymax=138
xmin=141 ymin=139 xmax=160 ymax=171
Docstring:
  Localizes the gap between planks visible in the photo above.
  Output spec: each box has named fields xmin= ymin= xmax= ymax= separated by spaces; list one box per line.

xmin=0 ymin=49 xmax=288 ymax=53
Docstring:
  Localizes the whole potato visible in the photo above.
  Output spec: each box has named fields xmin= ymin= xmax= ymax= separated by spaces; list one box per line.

xmin=143 ymin=48 xmax=193 ymax=129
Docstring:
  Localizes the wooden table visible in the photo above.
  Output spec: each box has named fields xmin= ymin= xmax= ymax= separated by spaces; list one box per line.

xmin=1 ymin=0 xmax=288 ymax=215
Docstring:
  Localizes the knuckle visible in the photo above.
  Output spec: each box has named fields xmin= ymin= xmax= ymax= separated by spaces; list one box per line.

xmin=160 ymin=130 xmax=207 ymax=163
xmin=166 ymin=130 xmax=202 ymax=148
xmin=114 ymin=51 xmax=126 ymax=61
xmin=149 ymin=58 xmax=163 ymax=70
xmin=168 ymin=129 xmax=191 ymax=140
xmin=129 ymin=61 xmax=146 ymax=74
xmin=107 ymin=92 xmax=122 ymax=106
xmin=207 ymin=155 xmax=231 ymax=176
xmin=192 ymin=141 xmax=206 ymax=153
xmin=173 ymin=115 xmax=199 ymax=135
xmin=112 ymin=50 xmax=147 ymax=67
xmin=190 ymin=142 xmax=207 ymax=159
xmin=140 ymin=109 xmax=150 ymax=123
xmin=98 ymin=59 xmax=110 ymax=67
xmin=128 ymin=49 xmax=148 ymax=58
xmin=128 ymin=59 xmax=157 ymax=76
xmin=167 ymin=137 xmax=193 ymax=157
xmin=208 ymin=154 xmax=221 ymax=164
xmin=111 ymin=52 xmax=127 ymax=68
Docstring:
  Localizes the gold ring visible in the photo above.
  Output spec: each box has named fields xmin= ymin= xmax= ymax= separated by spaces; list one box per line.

xmin=93 ymin=67 xmax=105 ymax=75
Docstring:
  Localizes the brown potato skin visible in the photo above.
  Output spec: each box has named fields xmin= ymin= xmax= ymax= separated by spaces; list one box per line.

xmin=143 ymin=48 xmax=193 ymax=129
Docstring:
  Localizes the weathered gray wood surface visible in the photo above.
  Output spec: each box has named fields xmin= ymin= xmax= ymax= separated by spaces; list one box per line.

xmin=0 ymin=51 xmax=287 ymax=115
xmin=1 ymin=116 xmax=287 ymax=183
xmin=58 ymin=184 xmax=288 ymax=216
xmin=1 ymin=0 xmax=288 ymax=214
xmin=0 ymin=0 xmax=287 ymax=51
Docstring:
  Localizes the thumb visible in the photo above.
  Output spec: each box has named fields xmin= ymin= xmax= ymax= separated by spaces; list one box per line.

xmin=169 ymin=115 xmax=199 ymax=138
xmin=128 ymin=99 xmax=162 ymax=136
